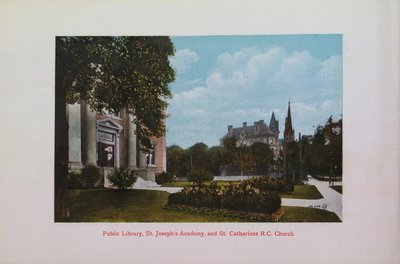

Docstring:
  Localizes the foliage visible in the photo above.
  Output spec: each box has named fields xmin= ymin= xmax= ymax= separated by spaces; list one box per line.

xmin=164 ymin=204 xmax=280 ymax=222
xmin=81 ymin=164 xmax=101 ymax=186
xmin=167 ymin=177 xmax=282 ymax=215
xmin=208 ymin=146 xmax=222 ymax=176
xmin=244 ymin=177 xmax=294 ymax=193
xmin=155 ymin=171 xmax=174 ymax=185
xmin=187 ymin=168 xmax=214 ymax=183
xmin=167 ymin=145 xmax=187 ymax=178
xmin=300 ymin=116 xmax=342 ymax=176
xmin=58 ymin=36 xmax=175 ymax=149
xmin=232 ymin=147 xmax=256 ymax=176
xmin=187 ymin=142 xmax=211 ymax=171
xmin=107 ymin=168 xmax=137 ymax=190
xmin=68 ymin=171 xmax=85 ymax=189
xmin=249 ymin=142 xmax=274 ymax=173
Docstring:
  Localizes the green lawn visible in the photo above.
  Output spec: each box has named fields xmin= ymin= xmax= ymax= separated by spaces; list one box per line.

xmin=280 ymin=185 xmax=323 ymax=199
xmin=330 ymin=185 xmax=343 ymax=194
xmin=65 ymin=189 xmax=339 ymax=222
xmin=281 ymin=206 xmax=341 ymax=222
xmin=66 ymin=189 xmax=244 ymax=222
xmin=161 ymin=181 xmax=239 ymax=187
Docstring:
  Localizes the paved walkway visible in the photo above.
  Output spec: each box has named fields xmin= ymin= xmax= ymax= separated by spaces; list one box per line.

xmin=132 ymin=177 xmax=183 ymax=193
xmin=281 ymin=177 xmax=343 ymax=221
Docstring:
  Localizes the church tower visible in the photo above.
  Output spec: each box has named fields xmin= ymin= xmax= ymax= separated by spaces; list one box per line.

xmin=284 ymin=101 xmax=295 ymax=143
xmin=269 ymin=111 xmax=279 ymax=135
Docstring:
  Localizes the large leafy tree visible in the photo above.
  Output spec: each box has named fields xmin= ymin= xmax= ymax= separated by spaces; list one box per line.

xmin=55 ymin=36 xmax=175 ymax=220
xmin=187 ymin=142 xmax=210 ymax=171
xmin=249 ymin=142 xmax=274 ymax=174
xmin=166 ymin=145 xmax=187 ymax=177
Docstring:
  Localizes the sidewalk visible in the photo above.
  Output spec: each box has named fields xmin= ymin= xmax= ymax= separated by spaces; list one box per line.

xmin=132 ymin=177 xmax=183 ymax=193
xmin=281 ymin=177 xmax=343 ymax=221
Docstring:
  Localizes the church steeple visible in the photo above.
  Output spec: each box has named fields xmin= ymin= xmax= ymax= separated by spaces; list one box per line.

xmin=284 ymin=101 xmax=294 ymax=142
xmin=269 ymin=111 xmax=279 ymax=134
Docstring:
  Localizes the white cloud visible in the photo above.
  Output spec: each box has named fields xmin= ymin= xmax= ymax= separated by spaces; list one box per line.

xmin=291 ymin=102 xmax=317 ymax=116
xmin=170 ymin=49 xmax=199 ymax=74
xmin=168 ymin=45 xmax=342 ymax=148
xmin=321 ymin=100 xmax=333 ymax=112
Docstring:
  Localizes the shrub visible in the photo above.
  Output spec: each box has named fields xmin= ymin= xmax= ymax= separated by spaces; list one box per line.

xmin=167 ymin=178 xmax=281 ymax=215
xmin=68 ymin=171 xmax=85 ymax=189
xmin=81 ymin=164 xmax=101 ymax=186
xmin=156 ymin=171 xmax=174 ymax=184
xmin=107 ymin=167 xmax=137 ymax=190
xmin=187 ymin=168 xmax=214 ymax=184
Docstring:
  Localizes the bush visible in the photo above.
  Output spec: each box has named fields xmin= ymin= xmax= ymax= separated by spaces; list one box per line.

xmin=244 ymin=177 xmax=294 ymax=193
xmin=167 ymin=178 xmax=281 ymax=215
xmin=68 ymin=171 xmax=85 ymax=189
xmin=107 ymin=167 xmax=137 ymax=190
xmin=156 ymin=171 xmax=174 ymax=184
xmin=81 ymin=164 xmax=101 ymax=186
xmin=187 ymin=168 xmax=213 ymax=183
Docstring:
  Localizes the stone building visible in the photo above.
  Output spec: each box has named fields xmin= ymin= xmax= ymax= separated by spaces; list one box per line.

xmin=220 ymin=111 xmax=281 ymax=155
xmin=67 ymin=102 xmax=166 ymax=186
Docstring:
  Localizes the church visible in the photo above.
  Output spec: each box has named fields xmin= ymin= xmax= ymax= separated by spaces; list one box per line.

xmin=67 ymin=102 xmax=166 ymax=186
xmin=221 ymin=102 xmax=295 ymax=157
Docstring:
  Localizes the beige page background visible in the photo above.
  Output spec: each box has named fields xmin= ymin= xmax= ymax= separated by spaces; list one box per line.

xmin=0 ymin=0 xmax=399 ymax=263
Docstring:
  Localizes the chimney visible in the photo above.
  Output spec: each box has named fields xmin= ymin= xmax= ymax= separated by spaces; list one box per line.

xmin=243 ymin=122 xmax=247 ymax=128
xmin=254 ymin=121 xmax=260 ymax=134
xmin=228 ymin=125 xmax=233 ymax=136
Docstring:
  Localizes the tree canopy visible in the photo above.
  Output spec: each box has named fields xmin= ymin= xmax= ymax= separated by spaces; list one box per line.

xmin=56 ymin=36 xmax=175 ymax=148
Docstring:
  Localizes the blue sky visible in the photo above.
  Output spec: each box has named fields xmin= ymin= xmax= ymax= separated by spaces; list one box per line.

xmin=166 ymin=35 xmax=342 ymax=149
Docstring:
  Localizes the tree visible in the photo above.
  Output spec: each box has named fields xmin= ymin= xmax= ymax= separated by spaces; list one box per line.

xmin=55 ymin=37 xmax=175 ymax=220
xmin=187 ymin=142 xmax=210 ymax=171
xmin=323 ymin=116 xmax=343 ymax=176
xmin=249 ymin=142 xmax=274 ymax=174
xmin=208 ymin=146 xmax=222 ymax=176
xmin=232 ymin=147 xmax=255 ymax=177
xmin=167 ymin=145 xmax=187 ymax=177
xmin=220 ymin=137 xmax=237 ymax=166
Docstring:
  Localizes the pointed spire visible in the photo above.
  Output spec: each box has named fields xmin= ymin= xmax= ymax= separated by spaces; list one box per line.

xmin=269 ymin=110 xmax=279 ymax=134
xmin=284 ymin=101 xmax=294 ymax=142
xmin=270 ymin=111 xmax=277 ymax=125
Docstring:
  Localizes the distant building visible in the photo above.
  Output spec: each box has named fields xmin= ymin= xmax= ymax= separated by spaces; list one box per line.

xmin=67 ymin=102 xmax=166 ymax=186
xmin=220 ymin=111 xmax=281 ymax=156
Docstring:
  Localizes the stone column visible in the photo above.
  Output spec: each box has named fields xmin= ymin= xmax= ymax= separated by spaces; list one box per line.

xmin=126 ymin=112 xmax=137 ymax=169
xmin=81 ymin=102 xmax=97 ymax=165
xmin=68 ymin=103 xmax=83 ymax=170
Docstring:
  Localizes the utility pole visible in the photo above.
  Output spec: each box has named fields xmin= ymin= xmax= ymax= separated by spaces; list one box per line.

xmin=299 ymin=132 xmax=303 ymax=181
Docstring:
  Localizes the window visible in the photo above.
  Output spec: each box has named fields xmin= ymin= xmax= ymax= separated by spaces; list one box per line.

xmin=146 ymin=144 xmax=156 ymax=167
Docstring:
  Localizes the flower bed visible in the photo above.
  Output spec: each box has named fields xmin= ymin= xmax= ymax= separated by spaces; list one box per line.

xmin=164 ymin=204 xmax=282 ymax=222
xmin=167 ymin=177 xmax=286 ymax=216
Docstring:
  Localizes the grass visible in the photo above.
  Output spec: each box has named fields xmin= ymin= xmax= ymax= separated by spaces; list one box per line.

xmin=65 ymin=189 xmax=244 ymax=222
xmin=330 ymin=185 xmax=343 ymax=194
xmin=280 ymin=185 xmax=323 ymax=199
xmin=161 ymin=180 xmax=239 ymax=187
xmin=65 ymin=189 xmax=340 ymax=222
xmin=280 ymin=206 xmax=341 ymax=222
